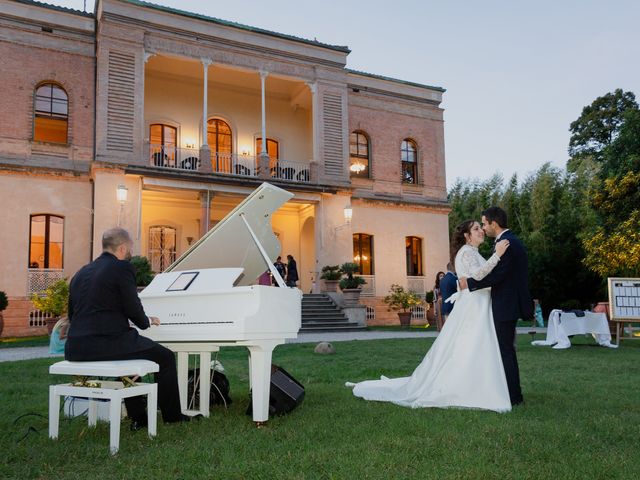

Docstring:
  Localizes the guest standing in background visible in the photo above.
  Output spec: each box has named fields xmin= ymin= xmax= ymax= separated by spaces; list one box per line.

xmin=433 ymin=271 xmax=445 ymax=330
xmin=273 ymin=256 xmax=287 ymax=286
xmin=533 ymin=299 xmax=544 ymax=327
xmin=286 ymin=254 xmax=299 ymax=288
xmin=439 ymin=263 xmax=458 ymax=327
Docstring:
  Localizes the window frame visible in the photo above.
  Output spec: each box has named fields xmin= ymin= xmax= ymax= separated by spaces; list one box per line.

xmin=405 ymin=236 xmax=423 ymax=276
xmin=349 ymin=131 xmax=370 ymax=178
xmin=33 ymin=82 xmax=69 ymax=144
xmin=148 ymin=225 xmax=178 ymax=273
xmin=401 ymin=139 xmax=418 ymax=184
xmin=28 ymin=214 xmax=65 ymax=269
xmin=353 ymin=233 xmax=374 ymax=275
xmin=255 ymin=137 xmax=279 ymax=160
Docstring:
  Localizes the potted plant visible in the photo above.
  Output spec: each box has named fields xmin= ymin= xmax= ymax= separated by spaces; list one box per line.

xmin=339 ymin=262 xmax=366 ymax=306
xmin=30 ymin=279 xmax=69 ymax=334
xmin=384 ymin=284 xmax=423 ymax=327
xmin=320 ymin=265 xmax=342 ymax=293
xmin=131 ymin=255 xmax=155 ymax=290
xmin=425 ymin=290 xmax=436 ymax=323
xmin=0 ymin=290 xmax=8 ymax=337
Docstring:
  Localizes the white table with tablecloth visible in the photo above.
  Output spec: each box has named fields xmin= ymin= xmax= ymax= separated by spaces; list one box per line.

xmin=531 ymin=309 xmax=618 ymax=349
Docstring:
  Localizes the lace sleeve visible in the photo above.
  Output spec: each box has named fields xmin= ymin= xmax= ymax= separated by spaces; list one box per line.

xmin=471 ymin=252 xmax=501 ymax=280
xmin=456 ymin=247 xmax=501 ymax=280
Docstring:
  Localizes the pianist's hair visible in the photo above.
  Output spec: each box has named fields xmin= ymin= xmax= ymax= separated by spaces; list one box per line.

xmin=102 ymin=227 xmax=132 ymax=251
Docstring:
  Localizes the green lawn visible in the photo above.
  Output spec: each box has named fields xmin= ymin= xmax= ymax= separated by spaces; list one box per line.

xmin=0 ymin=335 xmax=49 ymax=349
xmin=2 ymin=336 xmax=639 ymax=479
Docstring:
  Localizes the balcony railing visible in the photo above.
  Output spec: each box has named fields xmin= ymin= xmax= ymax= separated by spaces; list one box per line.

xmin=359 ymin=275 xmax=376 ymax=296
xmin=212 ymin=152 xmax=258 ymax=177
xmin=149 ymin=144 xmax=201 ymax=171
xmin=148 ymin=144 xmax=312 ymax=183
xmin=28 ymin=268 xmax=65 ymax=295
xmin=269 ymin=159 xmax=311 ymax=183
xmin=407 ymin=276 xmax=425 ymax=295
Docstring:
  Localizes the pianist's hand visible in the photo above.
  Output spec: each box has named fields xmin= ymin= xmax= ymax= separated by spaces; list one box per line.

xmin=149 ymin=316 xmax=161 ymax=326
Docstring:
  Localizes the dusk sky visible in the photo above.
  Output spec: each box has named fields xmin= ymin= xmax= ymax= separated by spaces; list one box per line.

xmin=49 ymin=0 xmax=640 ymax=187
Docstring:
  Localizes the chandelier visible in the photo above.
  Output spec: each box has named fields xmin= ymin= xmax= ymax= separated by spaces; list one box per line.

xmin=350 ymin=162 xmax=366 ymax=173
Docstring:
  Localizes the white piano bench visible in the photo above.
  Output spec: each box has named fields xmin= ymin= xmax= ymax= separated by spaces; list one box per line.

xmin=48 ymin=360 xmax=159 ymax=455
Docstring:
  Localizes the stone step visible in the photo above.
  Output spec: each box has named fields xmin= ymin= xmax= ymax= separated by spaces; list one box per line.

xmin=299 ymin=323 xmax=365 ymax=332
xmin=302 ymin=317 xmax=349 ymax=324
xmin=302 ymin=309 xmax=343 ymax=316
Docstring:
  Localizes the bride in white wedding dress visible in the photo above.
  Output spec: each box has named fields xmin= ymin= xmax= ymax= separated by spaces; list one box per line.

xmin=347 ymin=220 xmax=512 ymax=413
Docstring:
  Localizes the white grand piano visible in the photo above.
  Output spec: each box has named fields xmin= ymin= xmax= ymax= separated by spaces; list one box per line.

xmin=138 ymin=182 xmax=302 ymax=424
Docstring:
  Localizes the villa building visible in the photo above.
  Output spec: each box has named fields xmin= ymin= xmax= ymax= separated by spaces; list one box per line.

xmin=0 ymin=0 xmax=449 ymax=336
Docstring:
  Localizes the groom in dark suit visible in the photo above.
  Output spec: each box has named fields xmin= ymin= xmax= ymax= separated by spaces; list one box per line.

xmin=459 ymin=207 xmax=533 ymax=406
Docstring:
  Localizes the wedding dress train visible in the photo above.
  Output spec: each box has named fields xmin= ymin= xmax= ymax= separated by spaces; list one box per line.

xmin=348 ymin=245 xmax=511 ymax=412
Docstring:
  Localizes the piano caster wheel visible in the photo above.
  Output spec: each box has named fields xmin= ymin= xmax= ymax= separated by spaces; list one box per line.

xmin=255 ymin=421 xmax=267 ymax=428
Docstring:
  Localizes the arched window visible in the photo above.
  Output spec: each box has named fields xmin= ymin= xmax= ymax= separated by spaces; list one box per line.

xmin=401 ymin=139 xmax=418 ymax=184
xmin=349 ymin=131 xmax=370 ymax=177
xmin=255 ymin=137 xmax=279 ymax=160
xmin=149 ymin=124 xmax=177 ymax=167
xmin=207 ymin=119 xmax=232 ymax=173
xmin=33 ymin=83 xmax=68 ymax=143
xmin=405 ymin=236 xmax=423 ymax=276
xmin=353 ymin=233 xmax=374 ymax=275
xmin=29 ymin=214 xmax=64 ymax=269
xmin=148 ymin=226 xmax=177 ymax=273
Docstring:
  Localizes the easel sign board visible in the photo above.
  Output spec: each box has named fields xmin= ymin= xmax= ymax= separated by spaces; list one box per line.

xmin=607 ymin=277 xmax=640 ymax=320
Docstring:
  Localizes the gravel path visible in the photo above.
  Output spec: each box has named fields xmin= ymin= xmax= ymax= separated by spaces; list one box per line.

xmin=0 ymin=328 xmax=546 ymax=363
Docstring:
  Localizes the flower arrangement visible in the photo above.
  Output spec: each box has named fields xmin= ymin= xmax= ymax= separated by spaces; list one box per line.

xmin=383 ymin=284 xmax=423 ymax=312
xmin=338 ymin=262 xmax=367 ymax=290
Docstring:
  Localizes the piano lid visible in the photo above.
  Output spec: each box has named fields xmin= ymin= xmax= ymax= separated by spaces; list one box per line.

xmin=165 ymin=182 xmax=294 ymax=286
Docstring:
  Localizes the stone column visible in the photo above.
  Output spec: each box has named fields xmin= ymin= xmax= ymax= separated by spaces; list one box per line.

xmin=306 ymin=81 xmax=320 ymax=184
xmin=258 ymin=71 xmax=270 ymax=178
xmin=200 ymin=59 xmax=212 ymax=173
xmin=199 ymin=191 xmax=212 ymax=237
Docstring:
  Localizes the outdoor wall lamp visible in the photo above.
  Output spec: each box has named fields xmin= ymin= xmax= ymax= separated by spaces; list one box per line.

xmin=335 ymin=204 xmax=353 ymax=232
xmin=343 ymin=205 xmax=353 ymax=223
xmin=116 ymin=185 xmax=128 ymax=204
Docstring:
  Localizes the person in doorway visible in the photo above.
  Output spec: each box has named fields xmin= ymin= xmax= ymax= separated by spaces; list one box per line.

xmin=285 ymin=254 xmax=299 ymax=288
xmin=273 ymin=256 xmax=287 ymax=286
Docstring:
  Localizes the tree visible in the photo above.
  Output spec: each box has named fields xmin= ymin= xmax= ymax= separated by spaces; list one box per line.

xmin=579 ymin=93 xmax=640 ymax=280
xmin=568 ymin=89 xmax=638 ymax=164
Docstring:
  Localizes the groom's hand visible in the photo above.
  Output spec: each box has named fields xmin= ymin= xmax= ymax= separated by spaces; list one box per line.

xmin=459 ymin=277 xmax=468 ymax=290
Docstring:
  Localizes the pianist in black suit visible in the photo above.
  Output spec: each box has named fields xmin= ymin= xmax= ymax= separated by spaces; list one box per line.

xmin=65 ymin=227 xmax=190 ymax=428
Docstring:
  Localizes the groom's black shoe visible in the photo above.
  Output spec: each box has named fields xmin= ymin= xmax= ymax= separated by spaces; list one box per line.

xmin=511 ymin=398 xmax=524 ymax=407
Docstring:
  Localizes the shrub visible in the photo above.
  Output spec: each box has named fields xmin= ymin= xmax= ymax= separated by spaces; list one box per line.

xmin=0 ymin=291 xmax=8 ymax=312
xmin=130 ymin=256 xmax=155 ymax=287
xmin=425 ymin=290 xmax=435 ymax=304
xmin=338 ymin=262 xmax=366 ymax=290
xmin=320 ymin=265 xmax=342 ymax=281
xmin=383 ymin=284 xmax=423 ymax=312
xmin=31 ymin=279 xmax=69 ymax=317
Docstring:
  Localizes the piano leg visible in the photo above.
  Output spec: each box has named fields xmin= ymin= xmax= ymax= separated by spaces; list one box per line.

xmin=247 ymin=340 xmax=280 ymax=424
xmin=177 ymin=351 xmax=189 ymax=413
xmin=199 ymin=351 xmax=211 ymax=417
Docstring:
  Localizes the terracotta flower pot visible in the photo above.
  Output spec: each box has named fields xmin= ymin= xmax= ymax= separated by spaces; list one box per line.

xmin=398 ymin=311 xmax=412 ymax=327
